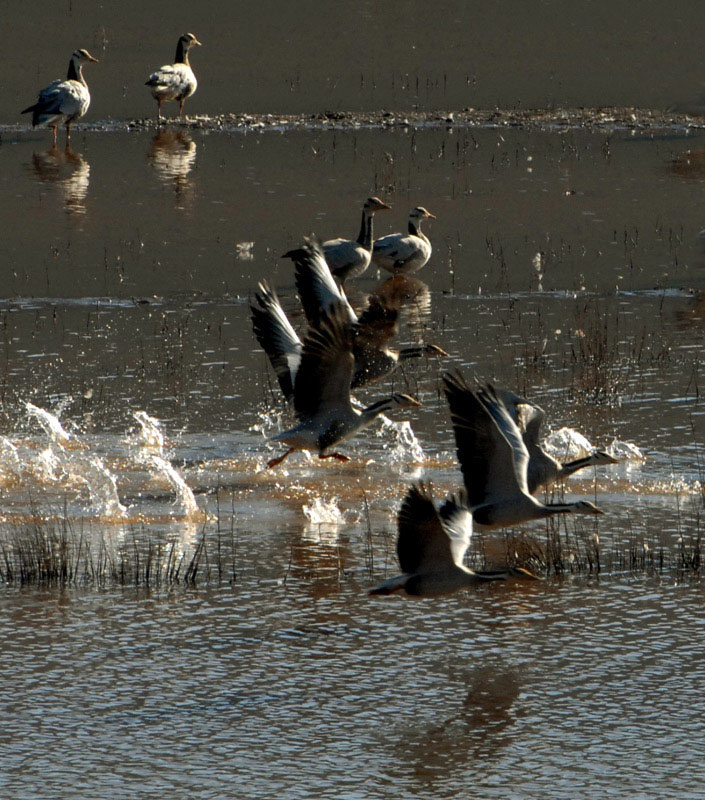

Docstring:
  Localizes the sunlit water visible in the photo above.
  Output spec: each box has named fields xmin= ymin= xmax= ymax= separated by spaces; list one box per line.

xmin=3 ymin=125 xmax=705 ymax=798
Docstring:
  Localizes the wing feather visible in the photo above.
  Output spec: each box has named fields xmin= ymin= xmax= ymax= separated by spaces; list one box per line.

xmin=396 ymin=484 xmax=457 ymax=574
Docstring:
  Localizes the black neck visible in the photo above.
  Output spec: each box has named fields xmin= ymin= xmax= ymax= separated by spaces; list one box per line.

xmin=67 ymin=58 xmax=82 ymax=83
xmin=357 ymin=210 xmax=375 ymax=250
xmin=408 ymin=219 xmax=419 ymax=236
xmin=175 ymin=40 xmax=190 ymax=64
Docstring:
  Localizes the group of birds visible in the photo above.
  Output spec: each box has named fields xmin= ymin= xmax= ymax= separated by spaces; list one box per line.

xmin=249 ymin=198 xmax=617 ymax=597
xmin=22 ymin=33 xmax=201 ymax=146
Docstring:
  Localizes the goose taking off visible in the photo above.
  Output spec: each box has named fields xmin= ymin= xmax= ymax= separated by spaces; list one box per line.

xmin=321 ymin=197 xmax=391 ymax=283
xmin=284 ymin=236 xmax=447 ymax=389
xmin=443 ymin=373 xmax=604 ymax=528
xmin=146 ymin=33 xmax=201 ymax=122
xmin=265 ymin=303 xmax=421 ymax=468
xmin=22 ymin=49 xmax=98 ymax=147
xmin=495 ymin=389 xmax=619 ymax=495
xmin=372 ymin=207 xmax=436 ymax=274
xmin=369 ymin=484 xmax=509 ymax=597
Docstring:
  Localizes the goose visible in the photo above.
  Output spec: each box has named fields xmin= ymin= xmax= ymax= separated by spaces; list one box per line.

xmin=369 ymin=483 xmax=509 ymax=596
xmin=372 ymin=207 xmax=436 ymax=274
xmin=22 ymin=49 xmax=98 ymax=147
xmin=495 ymin=389 xmax=619 ymax=495
xmin=265 ymin=303 xmax=421 ymax=468
xmin=320 ymin=197 xmax=391 ymax=283
xmin=443 ymin=373 xmax=604 ymax=528
xmin=284 ymin=236 xmax=447 ymax=388
xmin=145 ymin=33 xmax=201 ymax=122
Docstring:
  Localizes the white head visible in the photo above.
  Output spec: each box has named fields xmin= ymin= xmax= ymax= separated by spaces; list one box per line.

xmin=364 ymin=196 xmax=392 ymax=214
xmin=180 ymin=32 xmax=202 ymax=48
xmin=72 ymin=49 xmax=99 ymax=64
xmin=410 ymin=206 xmax=436 ymax=221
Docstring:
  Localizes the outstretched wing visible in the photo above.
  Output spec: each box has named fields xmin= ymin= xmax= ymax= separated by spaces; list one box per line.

xmin=396 ymin=484 xmax=457 ymax=574
xmin=250 ymin=281 xmax=302 ymax=402
xmin=285 ymin=236 xmax=358 ymax=328
xmin=293 ymin=302 xmax=355 ymax=418
xmin=443 ymin=372 xmax=527 ymax=506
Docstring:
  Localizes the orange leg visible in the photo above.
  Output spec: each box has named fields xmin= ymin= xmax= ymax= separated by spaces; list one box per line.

xmin=267 ymin=447 xmax=295 ymax=469
xmin=157 ymin=99 xmax=163 ymax=125
xmin=179 ymin=99 xmax=185 ymax=119
xmin=65 ymin=122 xmax=72 ymax=143
xmin=51 ymin=126 xmax=58 ymax=148
xmin=319 ymin=452 xmax=349 ymax=462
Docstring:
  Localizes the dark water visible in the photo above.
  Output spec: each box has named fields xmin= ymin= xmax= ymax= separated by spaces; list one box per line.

xmin=4 ymin=0 xmax=705 ymax=124
xmin=3 ymin=120 xmax=705 ymax=797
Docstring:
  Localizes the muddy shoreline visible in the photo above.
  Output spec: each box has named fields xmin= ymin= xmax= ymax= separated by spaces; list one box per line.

xmin=4 ymin=107 xmax=705 ymax=136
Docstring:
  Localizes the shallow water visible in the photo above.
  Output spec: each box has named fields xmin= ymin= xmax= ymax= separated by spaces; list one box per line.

xmin=3 ymin=123 xmax=705 ymax=798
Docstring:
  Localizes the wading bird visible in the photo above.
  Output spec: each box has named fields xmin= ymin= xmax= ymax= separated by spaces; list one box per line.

xmin=319 ymin=196 xmax=391 ymax=283
xmin=443 ymin=373 xmax=604 ymax=528
xmin=22 ymin=49 xmax=99 ymax=147
xmin=145 ymin=33 xmax=201 ymax=122
xmin=369 ymin=483 xmax=509 ymax=597
xmin=264 ymin=303 xmax=421 ymax=468
xmin=372 ymin=206 xmax=436 ymax=274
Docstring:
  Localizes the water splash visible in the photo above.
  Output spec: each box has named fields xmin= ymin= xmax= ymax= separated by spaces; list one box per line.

xmin=303 ymin=497 xmax=343 ymax=525
xmin=70 ymin=456 xmax=127 ymax=519
xmin=26 ymin=402 xmax=71 ymax=446
xmin=144 ymin=455 xmax=204 ymax=520
xmin=376 ymin=416 xmax=426 ymax=463
xmin=132 ymin=411 xmax=165 ymax=454
xmin=543 ymin=427 xmax=594 ymax=461
xmin=0 ymin=437 xmax=22 ymax=482
xmin=607 ymin=438 xmax=646 ymax=461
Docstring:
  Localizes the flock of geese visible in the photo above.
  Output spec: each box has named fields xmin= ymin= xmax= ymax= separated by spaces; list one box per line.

xmin=21 ymin=38 xmax=618 ymax=598
xmin=22 ymin=34 xmax=201 ymax=146
xmin=250 ymin=201 xmax=617 ymax=597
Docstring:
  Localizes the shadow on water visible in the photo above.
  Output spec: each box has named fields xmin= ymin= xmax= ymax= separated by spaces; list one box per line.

xmin=28 ymin=145 xmax=90 ymax=218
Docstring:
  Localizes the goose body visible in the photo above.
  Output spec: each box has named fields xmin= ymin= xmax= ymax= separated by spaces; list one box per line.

xmin=372 ymin=207 xmax=435 ymax=274
xmin=265 ymin=303 xmax=421 ymax=468
xmin=496 ymin=390 xmax=619 ymax=495
xmin=321 ymin=197 xmax=391 ymax=283
xmin=22 ymin=49 xmax=98 ymax=147
xmin=443 ymin=374 xmax=604 ymax=529
xmin=146 ymin=33 xmax=201 ymax=121
xmin=283 ymin=236 xmax=446 ymax=389
xmin=369 ymin=484 xmax=508 ymax=597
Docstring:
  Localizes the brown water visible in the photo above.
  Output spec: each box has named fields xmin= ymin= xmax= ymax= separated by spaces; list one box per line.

xmin=3 ymin=120 xmax=705 ymax=797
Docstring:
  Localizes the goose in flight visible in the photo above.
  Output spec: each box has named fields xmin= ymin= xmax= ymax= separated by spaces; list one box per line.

xmin=495 ymin=389 xmax=618 ymax=495
xmin=22 ymin=49 xmax=98 ymax=147
xmin=372 ymin=207 xmax=435 ymax=274
xmin=320 ymin=196 xmax=391 ymax=283
xmin=145 ymin=33 xmax=201 ymax=122
xmin=369 ymin=483 xmax=509 ymax=596
xmin=284 ymin=236 xmax=446 ymax=389
xmin=443 ymin=373 xmax=604 ymax=528
xmin=264 ymin=302 xmax=421 ymax=468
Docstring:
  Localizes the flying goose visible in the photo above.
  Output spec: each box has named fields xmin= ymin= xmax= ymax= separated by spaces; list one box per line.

xmin=284 ymin=236 xmax=447 ymax=389
xmin=319 ymin=197 xmax=391 ymax=283
xmin=443 ymin=373 xmax=604 ymax=528
xmin=495 ymin=389 xmax=618 ymax=495
xmin=265 ymin=303 xmax=421 ymax=468
xmin=369 ymin=483 xmax=509 ymax=597
xmin=22 ymin=49 xmax=98 ymax=147
xmin=145 ymin=33 xmax=201 ymax=122
xmin=372 ymin=207 xmax=436 ymax=274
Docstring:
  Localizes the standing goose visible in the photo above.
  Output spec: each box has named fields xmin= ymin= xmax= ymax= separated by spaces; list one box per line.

xmin=22 ymin=49 xmax=99 ymax=147
xmin=265 ymin=303 xmax=421 ymax=468
xmin=145 ymin=33 xmax=201 ymax=122
xmin=443 ymin=373 xmax=604 ymax=528
xmin=372 ymin=207 xmax=436 ymax=274
xmin=496 ymin=390 xmax=619 ymax=495
xmin=285 ymin=236 xmax=447 ymax=389
xmin=369 ymin=484 xmax=509 ymax=597
xmin=320 ymin=197 xmax=391 ymax=283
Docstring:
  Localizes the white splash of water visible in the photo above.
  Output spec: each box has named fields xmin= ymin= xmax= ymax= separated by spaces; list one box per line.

xmin=607 ymin=438 xmax=646 ymax=461
xmin=132 ymin=411 xmax=165 ymax=454
xmin=376 ymin=415 xmax=426 ymax=463
xmin=302 ymin=496 xmax=344 ymax=525
xmin=71 ymin=456 xmax=127 ymax=519
xmin=145 ymin=455 xmax=203 ymax=519
xmin=0 ymin=437 xmax=22 ymax=481
xmin=26 ymin=402 xmax=71 ymax=445
xmin=543 ymin=427 xmax=594 ymax=461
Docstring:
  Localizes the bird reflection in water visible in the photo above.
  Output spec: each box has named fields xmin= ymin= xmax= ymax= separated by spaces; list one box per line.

xmin=390 ymin=664 xmax=521 ymax=786
xmin=31 ymin=145 xmax=90 ymax=217
xmin=147 ymin=128 xmax=197 ymax=207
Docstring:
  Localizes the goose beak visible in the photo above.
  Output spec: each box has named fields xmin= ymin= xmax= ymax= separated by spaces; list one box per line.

xmin=88 ymin=54 xmax=99 ymax=62
xmin=425 ymin=211 xmax=436 ymax=219
xmin=193 ymin=38 xmax=202 ymax=46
